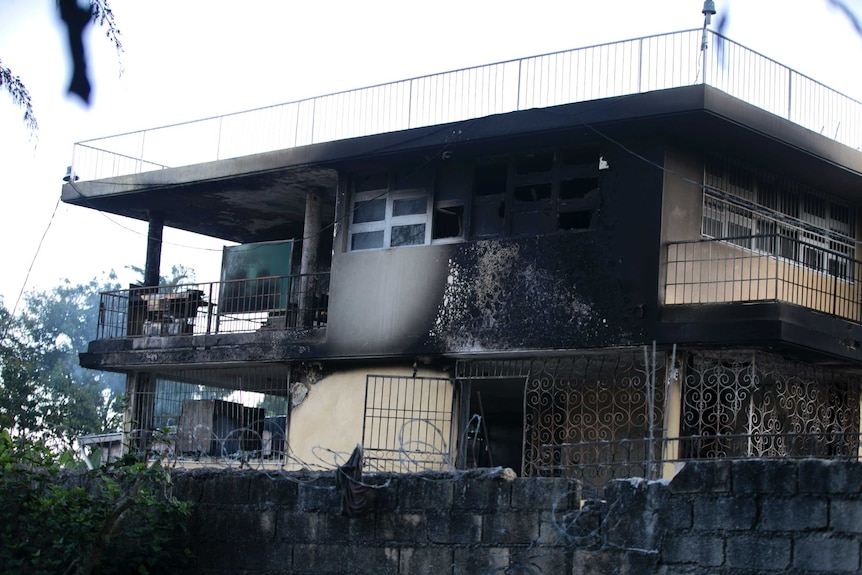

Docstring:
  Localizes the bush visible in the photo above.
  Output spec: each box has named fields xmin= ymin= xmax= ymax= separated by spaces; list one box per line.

xmin=0 ymin=430 xmax=191 ymax=574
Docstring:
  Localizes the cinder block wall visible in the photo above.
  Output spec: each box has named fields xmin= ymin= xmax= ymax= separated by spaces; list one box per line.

xmin=173 ymin=460 xmax=862 ymax=574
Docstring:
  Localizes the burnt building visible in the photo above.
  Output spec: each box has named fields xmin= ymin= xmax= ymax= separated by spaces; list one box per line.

xmin=63 ymin=29 xmax=862 ymax=493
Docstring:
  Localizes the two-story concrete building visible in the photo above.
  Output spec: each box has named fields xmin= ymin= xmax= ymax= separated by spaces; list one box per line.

xmin=63 ymin=28 xmax=862 ymax=494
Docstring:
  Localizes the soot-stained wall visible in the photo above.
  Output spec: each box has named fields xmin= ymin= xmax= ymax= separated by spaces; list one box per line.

xmin=327 ymin=134 xmax=666 ymax=357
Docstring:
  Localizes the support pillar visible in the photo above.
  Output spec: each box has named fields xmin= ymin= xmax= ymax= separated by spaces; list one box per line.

xmin=661 ymin=351 xmax=683 ymax=480
xmin=124 ymin=371 xmax=156 ymax=453
xmin=298 ymin=189 xmax=322 ymax=327
xmin=144 ymin=210 xmax=165 ymax=287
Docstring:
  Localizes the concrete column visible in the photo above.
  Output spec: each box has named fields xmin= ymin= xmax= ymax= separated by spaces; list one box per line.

xmin=124 ymin=371 xmax=156 ymax=453
xmin=662 ymin=352 xmax=683 ymax=480
xmin=144 ymin=210 xmax=165 ymax=287
xmin=298 ymin=189 xmax=322 ymax=327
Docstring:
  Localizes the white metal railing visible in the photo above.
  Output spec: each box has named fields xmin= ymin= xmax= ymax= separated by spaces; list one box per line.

xmin=70 ymin=29 xmax=862 ymax=182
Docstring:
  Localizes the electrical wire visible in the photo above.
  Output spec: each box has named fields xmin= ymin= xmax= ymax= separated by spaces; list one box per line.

xmin=1 ymin=196 xmax=61 ymax=339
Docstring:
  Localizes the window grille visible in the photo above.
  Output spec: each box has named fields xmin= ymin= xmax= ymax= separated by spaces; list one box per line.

xmin=130 ymin=366 xmax=291 ymax=468
xmin=702 ymin=155 xmax=856 ymax=280
xmin=361 ymin=375 xmax=456 ymax=472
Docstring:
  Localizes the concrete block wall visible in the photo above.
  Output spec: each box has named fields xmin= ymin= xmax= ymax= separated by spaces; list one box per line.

xmin=173 ymin=470 xmax=580 ymax=574
xmin=172 ymin=460 xmax=862 ymax=575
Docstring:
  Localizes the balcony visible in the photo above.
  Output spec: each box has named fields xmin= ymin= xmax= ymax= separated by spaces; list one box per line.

xmin=665 ymin=234 xmax=862 ymax=323
xmin=96 ymin=272 xmax=329 ymax=339
xmin=70 ymin=29 xmax=862 ymax=183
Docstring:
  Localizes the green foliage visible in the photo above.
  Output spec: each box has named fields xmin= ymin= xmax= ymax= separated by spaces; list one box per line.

xmin=1 ymin=273 xmax=126 ymax=452
xmin=0 ymin=431 xmax=191 ymax=575
xmin=125 ymin=264 xmax=197 ymax=287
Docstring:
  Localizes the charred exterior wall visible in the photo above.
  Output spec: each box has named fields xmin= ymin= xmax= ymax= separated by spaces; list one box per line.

xmin=326 ymin=135 xmax=666 ymax=358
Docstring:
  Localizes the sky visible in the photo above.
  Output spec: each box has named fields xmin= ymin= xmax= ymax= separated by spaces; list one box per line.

xmin=2 ymin=0 xmax=862 ymax=310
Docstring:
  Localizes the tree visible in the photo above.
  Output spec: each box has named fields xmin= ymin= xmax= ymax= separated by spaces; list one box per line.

xmin=0 ymin=273 xmax=125 ymax=452
xmin=126 ymin=263 xmax=198 ymax=286
xmin=0 ymin=0 xmax=122 ymax=131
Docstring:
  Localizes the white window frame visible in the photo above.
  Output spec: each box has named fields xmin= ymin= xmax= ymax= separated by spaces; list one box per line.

xmin=349 ymin=189 xmax=432 ymax=251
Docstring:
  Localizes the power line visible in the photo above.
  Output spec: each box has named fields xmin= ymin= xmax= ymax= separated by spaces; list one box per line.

xmin=2 ymin=196 xmax=61 ymax=338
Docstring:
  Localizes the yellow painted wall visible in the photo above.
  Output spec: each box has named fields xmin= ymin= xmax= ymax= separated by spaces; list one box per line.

xmin=286 ymin=366 xmax=455 ymax=472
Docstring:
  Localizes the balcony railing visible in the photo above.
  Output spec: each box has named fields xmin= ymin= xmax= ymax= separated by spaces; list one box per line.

xmin=665 ymin=235 xmax=862 ymax=322
xmin=96 ymin=272 xmax=329 ymax=339
xmin=70 ymin=29 xmax=862 ymax=182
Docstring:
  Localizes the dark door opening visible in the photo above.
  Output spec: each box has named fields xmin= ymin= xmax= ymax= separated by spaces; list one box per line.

xmin=463 ymin=377 xmax=525 ymax=473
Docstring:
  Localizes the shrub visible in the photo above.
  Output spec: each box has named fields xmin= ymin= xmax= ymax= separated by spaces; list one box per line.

xmin=0 ymin=430 xmax=191 ymax=575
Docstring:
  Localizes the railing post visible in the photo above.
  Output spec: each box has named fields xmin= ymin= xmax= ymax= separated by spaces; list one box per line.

xmin=206 ymin=282 xmax=214 ymax=335
xmin=637 ymin=37 xmax=643 ymax=93
xmin=216 ymin=116 xmax=223 ymax=161
xmin=787 ymin=71 xmax=793 ymax=121
xmin=775 ymin=236 xmax=779 ymax=302
xmin=833 ymin=264 xmax=839 ymax=316
xmin=408 ymin=79 xmax=413 ymax=129
xmin=516 ymin=59 xmax=523 ymax=111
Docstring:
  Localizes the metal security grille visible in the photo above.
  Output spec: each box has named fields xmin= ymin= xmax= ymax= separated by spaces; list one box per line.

xmin=702 ymin=155 xmax=856 ymax=280
xmin=680 ymin=351 xmax=861 ymax=459
xmin=522 ymin=351 xmax=666 ymax=495
xmin=128 ymin=366 xmax=292 ymax=469
xmin=362 ymin=375 xmax=456 ymax=472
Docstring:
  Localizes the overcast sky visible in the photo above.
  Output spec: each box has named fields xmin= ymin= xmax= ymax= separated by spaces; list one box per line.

xmin=1 ymin=0 xmax=862 ymax=308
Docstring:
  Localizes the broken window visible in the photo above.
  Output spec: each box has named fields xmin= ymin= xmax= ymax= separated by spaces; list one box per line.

xmin=470 ymin=147 xmax=603 ymax=238
xmin=432 ymin=202 xmax=464 ymax=241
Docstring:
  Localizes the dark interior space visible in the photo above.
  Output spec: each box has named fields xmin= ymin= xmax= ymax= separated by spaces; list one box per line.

xmin=463 ymin=377 xmax=526 ymax=473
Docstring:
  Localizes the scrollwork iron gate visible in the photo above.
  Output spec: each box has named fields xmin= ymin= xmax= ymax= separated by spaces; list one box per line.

xmin=522 ymin=349 xmax=666 ymax=494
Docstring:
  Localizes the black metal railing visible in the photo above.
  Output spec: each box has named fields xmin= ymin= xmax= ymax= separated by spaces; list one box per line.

xmin=665 ymin=234 xmax=862 ymax=322
xmin=96 ymin=272 xmax=330 ymax=339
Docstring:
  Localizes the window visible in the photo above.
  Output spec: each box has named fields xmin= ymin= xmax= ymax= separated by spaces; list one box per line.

xmin=432 ymin=202 xmax=464 ymax=241
xmin=471 ymin=147 xmax=604 ymax=238
xmin=702 ymin=156 xmax=856 ymax=280
xmin=362 ymin=374 xmax=455 ymax=472
xmin=349 ymin=189 xmax=431 ymax=251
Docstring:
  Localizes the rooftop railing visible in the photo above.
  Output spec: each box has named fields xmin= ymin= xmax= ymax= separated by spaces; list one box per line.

xmin=70 ymin=29 xmax=862 ymax=183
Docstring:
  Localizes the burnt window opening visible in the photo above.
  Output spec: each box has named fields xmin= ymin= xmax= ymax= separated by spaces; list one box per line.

xmin=559 ymin=210 xmax=594 ymax=231
xmin=514 ymin=183 xmax=552 ymax=203
xmin=433 ymin=204 xmax=464 ymax=240
xmin=472 ymin=200 xmax=506 ymax=238
xmin=560 ymin=177 xmax=600 ymax=200
xmin=474 ymin=162 xmax=508 ymax=196
xmin=470 ymin=147 xmax=603 ymax=239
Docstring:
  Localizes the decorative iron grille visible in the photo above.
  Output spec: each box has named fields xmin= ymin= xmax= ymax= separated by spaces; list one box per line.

xmin=470 ymin=348 xmax=862 ymax=497
xmin=680 ymin=350 xmax=861 ymax=459
xmin=522 ymin=350 xmax=666 ymax=494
